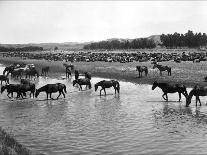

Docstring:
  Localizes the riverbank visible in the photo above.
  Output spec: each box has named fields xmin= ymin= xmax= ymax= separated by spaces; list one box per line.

xmin=0 ymin=56 xmax=207 ymax=88
xmin=0 ymin=127 xmax=31 ymax=155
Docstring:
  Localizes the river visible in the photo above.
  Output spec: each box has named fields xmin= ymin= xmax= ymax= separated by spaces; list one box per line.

xmin=1 ymin=64 xmax=207 ymax=155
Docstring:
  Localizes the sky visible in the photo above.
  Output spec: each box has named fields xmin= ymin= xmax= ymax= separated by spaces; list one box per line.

xmin=0 ymin=1 xmax=207 ymax=44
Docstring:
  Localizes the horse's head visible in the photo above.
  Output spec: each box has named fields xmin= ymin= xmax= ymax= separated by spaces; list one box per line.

xmin=1 ymin=85 xmax=6 ymax=94
xmin=95 ymin=84 xmax=98 ymax=91
xmin=185 ymin=88 xmax=196 ymax=107
xmin=73 ymin=80 xmax=77 ymax=86
xmin=35 ymin=89 xmax=40 ymax=98
xmin=152 ymin=81 xmax=158 ymax=90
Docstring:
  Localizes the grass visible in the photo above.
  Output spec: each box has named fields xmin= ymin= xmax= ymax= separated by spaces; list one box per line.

xmin=0 ymin=54 xmax=207 ymax=87
xmin=0 ymin=127 xmax=31 ymax=155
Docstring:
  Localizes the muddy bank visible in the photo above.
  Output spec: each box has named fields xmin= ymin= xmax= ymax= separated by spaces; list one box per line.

xmin=0 ymin=56 xmax=206 ymax=88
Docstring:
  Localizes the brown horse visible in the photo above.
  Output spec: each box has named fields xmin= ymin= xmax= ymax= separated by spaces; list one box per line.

xmin=0 ymin=75 xmax=9 ymax=85
xmin=35 ymin=83 xmax=67 ymax=100
xmin=41 ymin=66 xmax=50 ymax=76
xmin=152 ymin=81 xmax=188 ymax=102
xmin=95 ymin=80 xmax=120 ymax=96
xmin=73 ymin=78 xmax=91 ymax=90
xmin=186 ymin=85 xmax=207 ymax=107
xmin=136 ymin=66 xmax=148 ymax=78
xmin=153 ymin=64 xmax=171 ymax=76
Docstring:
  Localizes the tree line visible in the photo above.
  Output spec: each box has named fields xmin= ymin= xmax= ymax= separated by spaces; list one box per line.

xmin=0 ymin=46 xmax=43 ymax=52
xmin=83 ymin=38 xmax=156 ymax=50
xmin=160 ymin=30 xmax=207 ymax=48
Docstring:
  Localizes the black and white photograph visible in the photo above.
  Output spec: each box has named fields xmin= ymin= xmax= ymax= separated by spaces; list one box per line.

xmin=0 ymin=1 xmax=207 ymax=154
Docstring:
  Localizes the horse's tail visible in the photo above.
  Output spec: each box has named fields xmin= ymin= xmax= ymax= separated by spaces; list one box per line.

xmin=116 ymin=81 xmax=120 ymax=93
xmin=63 ymin=85 xmax=67 ymax=93
xmin=3 ymin=68 xmax=6 ymax=75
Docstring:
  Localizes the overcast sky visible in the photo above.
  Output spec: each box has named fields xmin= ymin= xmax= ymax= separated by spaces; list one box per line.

xmin=0 ymin=1 xmax=207 ymax=44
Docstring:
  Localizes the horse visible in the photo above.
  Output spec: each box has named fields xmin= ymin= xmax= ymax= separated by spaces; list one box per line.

xmin=0 ymin=75 xmax=9 ymax=85
xmin=1 ymin=84 xmax=27 ymax=98
xmin=152 ymin=81 xmax=188 ymax=102
xmin=25 ymin=68 xmax=39 ymax=79
xmin=73 ymin=78 xmax=91 ymax=90
xmin=41 ymin=66 xmax=50 ymax=76
xmin=35 ymin=83 xmax=67 ymax=100
xmin=95 ymin=80 xmax=120 ymax=96
xmin=63 ymin=63 xmax=74 ymax=71
xmin=74 ymin=70 xmax=79 ymax=80
xmin=153 ymin=64 xmax=171 ymax=76
xmin=10 ymin=68 xmax=24 ymax=79
xmin=3 ymin=64 xmax=16 ymax=76
xmin=65 ymin=67 xmax=72 ymax=78
xmin=84 ymin=72 xmax=91 ymax=80
xmin=136 ymin=66 xmax=148 ymax=78
xmin=186 ymin=85 xmax=207 ymax=107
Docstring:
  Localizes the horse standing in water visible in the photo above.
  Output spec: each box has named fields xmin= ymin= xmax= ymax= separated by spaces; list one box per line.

xmin=153 ymin=64 xmax=171 ymax=76
xmin=73 ymin=78 xmax=91 ymax=90
xmin=95 ymin=80 xmax=120 ymax=96
xmin=152 ymin=81 xmax=188 ymax=102
xmin=84 ymin=72 xmax=91 ymax=80
xmin=35 ymin=83 xmax=67 ymax=100
xmin=0 ymin=75 xmax=9 ymax=85
xmin=136 ymin=66 xmax=148 ymax=78
xmin=41 ymin=66 xmax=50 ymax=76
xmin=25 ymin=68 xmax=39 ymax=79
xmin=186 ymin=85 xmax=207 ymax=107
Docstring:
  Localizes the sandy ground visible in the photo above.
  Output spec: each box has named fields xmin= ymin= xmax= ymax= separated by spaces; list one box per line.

xmin=0 ymin=55 xmax=207 ymax=88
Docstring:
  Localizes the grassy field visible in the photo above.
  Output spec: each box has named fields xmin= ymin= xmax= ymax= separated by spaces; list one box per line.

xmin=0 ymin=127 xmax=31 ymax=155
xmin=0 ymin=55 xmax=207 ymax=88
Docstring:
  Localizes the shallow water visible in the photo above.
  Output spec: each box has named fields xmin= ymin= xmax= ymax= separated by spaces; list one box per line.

xmin=1 ymin=64 xmax=207 ymax=155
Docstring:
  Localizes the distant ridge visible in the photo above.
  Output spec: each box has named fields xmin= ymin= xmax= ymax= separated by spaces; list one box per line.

xmin=0 ymin=35 xmax=161 ymax=50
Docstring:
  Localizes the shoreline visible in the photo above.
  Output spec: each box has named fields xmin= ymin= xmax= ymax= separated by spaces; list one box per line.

xmin=0 ymin=56 xmax=207 ymax=88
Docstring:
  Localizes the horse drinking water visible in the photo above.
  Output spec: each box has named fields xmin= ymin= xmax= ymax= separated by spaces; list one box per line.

xmin=186 ymin=85 xmax=207 ymax=107
xmin=95 ymin=80 xmax=120 ymax=96
xmin=35 ymin=83 xmax=67 ymax=100
xmin=152 ymin=81 xmax=188 ymax=102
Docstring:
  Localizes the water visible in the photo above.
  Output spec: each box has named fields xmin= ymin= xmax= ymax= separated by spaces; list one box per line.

xmin=1 ymin=64 xmax=207 ymax=154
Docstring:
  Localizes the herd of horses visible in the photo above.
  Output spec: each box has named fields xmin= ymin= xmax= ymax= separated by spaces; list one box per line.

xmin=0 ymin=63 xmax=207 ymax=107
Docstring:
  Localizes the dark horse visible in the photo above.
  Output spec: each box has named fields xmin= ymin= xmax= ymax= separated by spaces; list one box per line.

xmin=84 ymin=72 xmax=91 ymax=80
xmin=41 ymin=66 xmax=50 ymax=76
xmin=136 ymin=66 xmax=148 ymax=78
xmin=3 ymin=64 xmax=15 ymax=76
xmin=1 ymin=84 xmax=34 ymax=98
xmin=0 ymin=75 xmax=9 ymax=85
xmin=25 ymin=68 xmax=39 ymax=79
xmin=73 ymin=78 xmax=91 ymax=90
xmin=152 ymin=81 xmax=188 ymax=102
xmin=95 ymin=80 xmax=120 ymax=96
xmin=186 ymin=85 xmax=207 ymax=107
xmin=63 ymin=63 xmax=74 ymax=70
xmin=65 ymin=67 xmax=72 ymax=78
xmin=153 ymin=64 xmax=171 ymax=76
xmin=35 ymin=83 xmax=67 ymax=100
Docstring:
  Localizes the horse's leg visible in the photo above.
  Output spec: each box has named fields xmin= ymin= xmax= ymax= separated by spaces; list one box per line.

xmin=1 ymin=81 xmax=2 ymax=85
xmin=162 ymin=93 xmax=167 ymax=101
xmin=178 ymin=92 xmax=181 ymax=102
xmin=104 ymin=88 xmax=106 ymax=96
xmin=100 ymin=89 xmax=103 ymax=96
xmin=50 ymin=93 xmax=53 ymax=100
xmin=195 ymin=96 xmax=198 ymax=106
xmin=197 ymin=96 xmax=201 ymax=106
xmin=57 ymin=91 xmax=61 ymax=99
xmin=62 ymin=91 xmax=65 ymax=98
xmin=46 ymin=93 xmax=48 ymax=100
